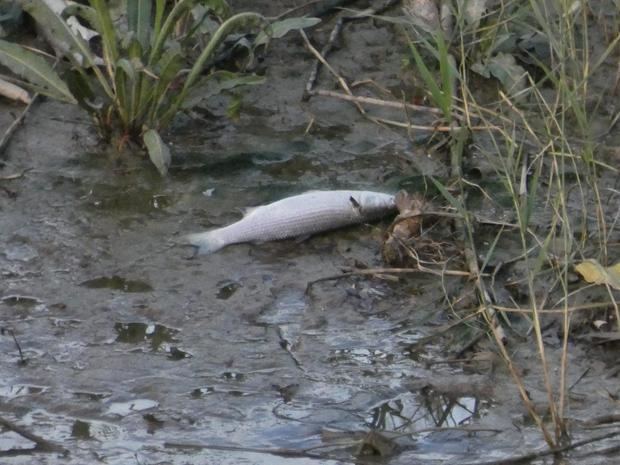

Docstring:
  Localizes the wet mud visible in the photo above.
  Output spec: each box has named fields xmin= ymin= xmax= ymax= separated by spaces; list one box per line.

xmin=1 ymin=1 xmax=620 ymax=464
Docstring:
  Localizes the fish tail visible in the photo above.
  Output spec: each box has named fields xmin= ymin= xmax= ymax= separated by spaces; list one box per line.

xmin=185 ymin=231 xmax=226 ymax=254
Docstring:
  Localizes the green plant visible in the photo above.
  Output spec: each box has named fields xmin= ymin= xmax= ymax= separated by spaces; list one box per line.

xmin=0 ymin=0 xmax=319 ymax=174
xmin=407 ymin=32 xmax=456 ymax=122
xmin=401 ymin=0 xmax=619 ymax=451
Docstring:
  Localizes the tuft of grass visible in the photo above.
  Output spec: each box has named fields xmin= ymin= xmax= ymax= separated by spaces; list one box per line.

xmin=404 ymin=0 xmax=619 ymax=449
xmin=0 ymin=0 xmax=319 ymax=175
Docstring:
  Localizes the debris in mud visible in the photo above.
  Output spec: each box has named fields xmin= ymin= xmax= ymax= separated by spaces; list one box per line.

xmin=216 ymin=279 xmax=242 ymax=299
xmin=80 ymin=275 xmax=153 ymax=292
xmin=0 ymin=415 xmax=68 ymax=455
xmin=71 ymin=419 xmax=91 ymax=439
xmin=166 ymin=346 xmax=192 ymax=360
xmin=3 ymin=243 xmax=38 ymax=262
xmin=382 ymin=191 xmax=455 ymax=268
xmin=355 ymin=431 xmax=399 ymax=457
xmin=273 ymin=383 xmax=299 ymax=403
xmin=1 ymin=326 xmax=27 ymax=365
xmin=143 ymin=413 xmax=165 ymax=434
xmin=105 ymin=399 xmax=159 ymax=417
xmin=320 ymin=429 xmax=400 ymax=458
xmin=2 ymin=294 xmax=42 ymax=307
xmin=114 ymin=322 xmax=178 ymax=351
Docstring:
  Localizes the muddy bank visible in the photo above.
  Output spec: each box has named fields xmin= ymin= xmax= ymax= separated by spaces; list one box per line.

xmin=1 ymin=1 xmax=620 ymax=464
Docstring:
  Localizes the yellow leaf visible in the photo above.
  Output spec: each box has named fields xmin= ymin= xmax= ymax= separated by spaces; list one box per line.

xmin=575 ymin=259 xmax=620 ymax=290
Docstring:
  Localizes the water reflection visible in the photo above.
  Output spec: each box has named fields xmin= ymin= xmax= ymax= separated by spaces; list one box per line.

xmin=367 ymin=387 xmax=486 ymax=432
xmin=114 ymin=322 xmax=177 ymax=351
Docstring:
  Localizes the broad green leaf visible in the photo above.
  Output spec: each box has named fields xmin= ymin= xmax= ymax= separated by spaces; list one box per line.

xmin=485 ymin=53 xmax=528 ymax=96
xmin=149 ymin=0 xmax=196 ymax=65
xmin=575 ymin=260 xmax=620 ymax=290
xmin=153 ymin=0 xmax=166 ymax=36
xmin=143 ymin=129 xmax=171 ymax=176
xmin=255 ymin=17 xmax=321 ymax=46
xmin=21 ymin=0 xmax=114 ymax=98
xmin=127 ymin=0 xmax=152 ymax=49
xmin=143 ymin=45 xmax=184 ymax=123
xmin=21 ymin=0 xmax=93 ymax=66
xmin=124 ymin=37 xmax=144 ymax=62
xmin=114 ymin=58 xmax=135 ymax=120
xmin=62 ymin=3 xmax=99 ymax=32
xmin=226 ymin=93 xmax=242 ymax=120
xmin=202 ymin=0 xmax=231 ymax=18
xmin=160 ymin=12 xmax=263 ymax=124
xmin=0 ymin=39 xmax=76 ymax=103
xmin=89 ymin=0 xmax=119 ymax=68
xmin=64 ymin=69 xmax=99 ymax=112
xmin=116 ymin=58 xmax=137 ymax=82
xmin=182 ymin=71 xmax=265 ymax=108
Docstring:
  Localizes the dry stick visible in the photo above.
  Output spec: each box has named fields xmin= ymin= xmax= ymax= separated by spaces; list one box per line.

xmin=0 ymin=168 xmax=33 ymax=181
xmin=305 ymin=266 xmax=475 ymax=293
xmin=0 ymin=416 xmax=68 ymax=455
xmin=302 ymin=0 xmax=400 ymax=103
xmin=310 ymin=90 xmax=501 ymax=132
xmin=299 ymin=29 xmax=366 ymax=115
xmin=311 ymin=88 xmax=442 ymax=115
xmin=0 ymin=95 xmax=39 ymax=156
xmin=303 ymin=15 xmax=345 ymax=98
xmin=490 ymin=301 xmax=615 ymax=315
xmin=164 ymin=441 xmax=326 ymax=460
xmin=461 ymin=430 xmax=620 ymax=465
xmin=1 ymin=327 xmax=26 ymax=364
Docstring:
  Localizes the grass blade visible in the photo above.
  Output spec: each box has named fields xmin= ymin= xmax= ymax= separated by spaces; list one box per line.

xmin=407 ymin=34 xmax=452 ymax=120
xmin=127 ymin=0 xmax=153 ymax=49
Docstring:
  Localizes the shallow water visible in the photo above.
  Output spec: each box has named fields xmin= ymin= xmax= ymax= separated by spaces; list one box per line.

xmin=1 ymin=3 xmax=620 ymax=464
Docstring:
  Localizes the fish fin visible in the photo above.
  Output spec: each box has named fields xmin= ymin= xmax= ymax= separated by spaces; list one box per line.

xmin=185 ymin=231 xmax=226 ymax=254
xmin=349 ymin=195 xmax=363 ymax=214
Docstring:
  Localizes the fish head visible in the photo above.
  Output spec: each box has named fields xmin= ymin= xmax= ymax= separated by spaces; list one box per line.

xmin=353 ymin=192 xmax=396 ymax=218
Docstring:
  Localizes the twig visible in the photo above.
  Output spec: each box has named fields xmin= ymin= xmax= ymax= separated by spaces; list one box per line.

xmin=1 ymin=327 xmax=26 ymax=365
xmin=461 ymin=430 xmax=620 ymax=465
xmin=302 ymin=0 xmax=401 ymax=99
xmin=0 ymin=416 xmax=68 ymax=455
xmin=0 ymin=95 xmax=39 ymax=156
xmin=164 ymin=441 xmax=326 ymax=459
xmin=309 ymin=88 xmax=442 ymax=114
xmin=306 ymin=266 xmax=475 ymax=293
xmin=299 ymin=29 xmax=366 ymax=115
xmin=0 ymin=168 xmax=33 ymax=181
xmin=490 ymin=302 xmax=616 ymax=314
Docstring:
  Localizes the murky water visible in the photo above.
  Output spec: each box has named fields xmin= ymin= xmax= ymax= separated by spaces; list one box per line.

xmin=2 ymin=3 xmax=620 ymax=464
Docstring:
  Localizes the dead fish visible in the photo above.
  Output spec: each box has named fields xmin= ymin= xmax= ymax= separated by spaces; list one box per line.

xmin=186 ymin=190 xmax=397 ymax=254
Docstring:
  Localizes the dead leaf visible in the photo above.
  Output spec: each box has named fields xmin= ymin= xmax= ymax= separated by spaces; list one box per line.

xmin=402 ymin=0 xmax=441 ymax=34
xmin=575 ymin=259 xmax=620 ymax=290
xmin=593 ymin=320 xmax=607 ymax=329
xmin=0 ymin=77 xmax=31 ymax=104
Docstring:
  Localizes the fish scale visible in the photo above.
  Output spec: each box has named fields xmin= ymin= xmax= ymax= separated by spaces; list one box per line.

xmin=186 ymin=190 xmax=396 ymax=254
